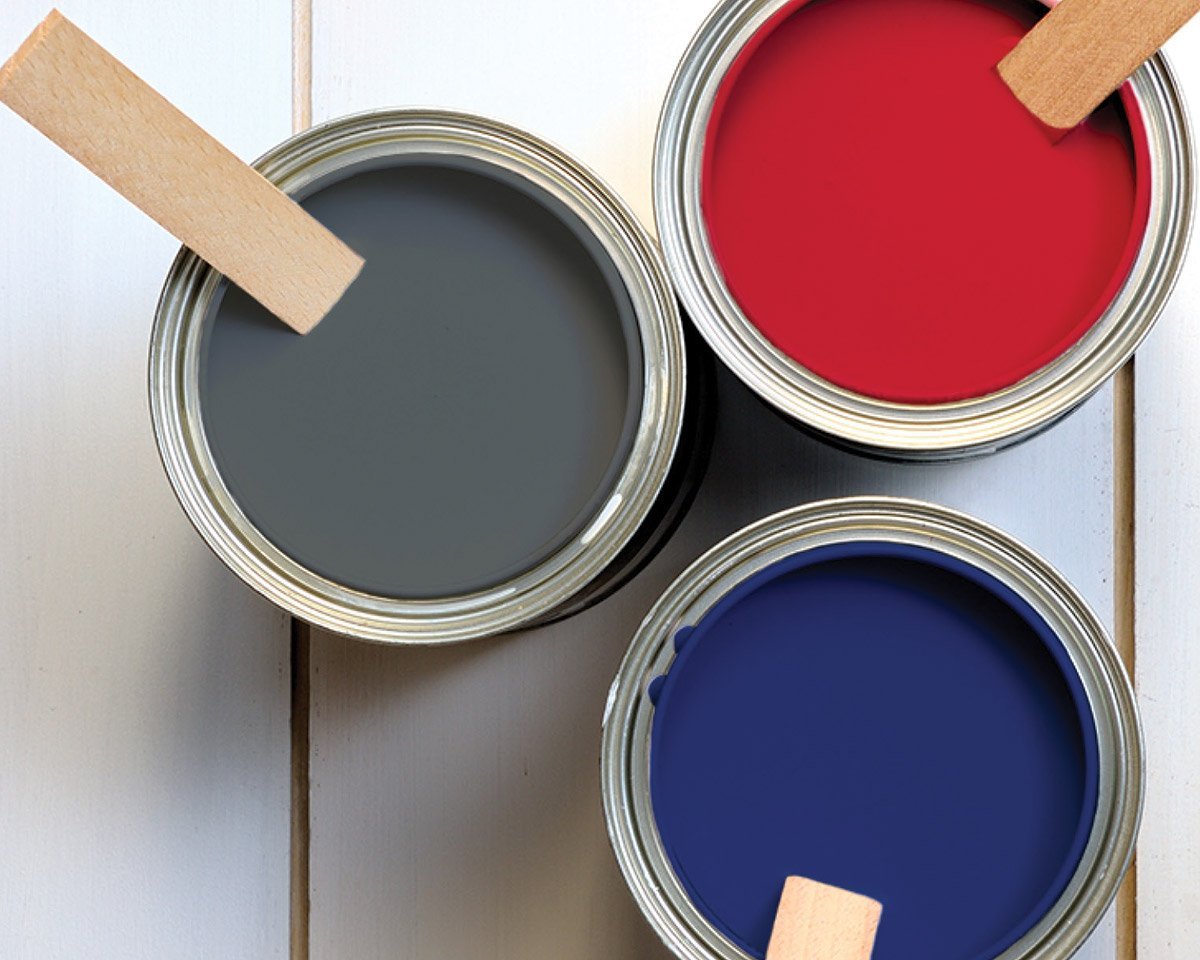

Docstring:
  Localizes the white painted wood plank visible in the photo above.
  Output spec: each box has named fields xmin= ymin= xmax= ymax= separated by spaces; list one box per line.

xmin=308 ymin=3 xmax=1118 ymax=958
xmin=0 ymin=3 xmax=293 ymax=957
xmin=1135 ymin=19 xmax=1200 ymax=960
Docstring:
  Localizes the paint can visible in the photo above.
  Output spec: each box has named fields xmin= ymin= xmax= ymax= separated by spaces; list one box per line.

xmin=151 ymin=109 xmax=711 ymax=643
xmin=602 ymin=497 xmax=1141 ymax=960
xmin=654 ymin=0 xmax=1192 ymax=459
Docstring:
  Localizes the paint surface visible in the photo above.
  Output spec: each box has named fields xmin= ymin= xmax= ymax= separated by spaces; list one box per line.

xmin=702 ymin=0 xmax=1149 ymax=402
xmin=649 ymin=543 xmax=1098 ymax=960
xmin=200 ymin=156 xmax=642 ymax=598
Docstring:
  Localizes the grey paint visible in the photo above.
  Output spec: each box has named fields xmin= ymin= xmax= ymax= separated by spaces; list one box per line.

xmin=199 ymin=155 xmax=642 ymax=598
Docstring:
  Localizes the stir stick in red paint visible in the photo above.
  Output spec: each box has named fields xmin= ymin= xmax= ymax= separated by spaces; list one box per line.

xmin=767 ymin=876 xmax=883 ymax=960
xmin=0 ymin=10 xmax=362 ymax=334
xmin=702 ymin=0 xmax=1195 ymax=403
xmin=1000 ymin=0 xmax=1200 ymax=130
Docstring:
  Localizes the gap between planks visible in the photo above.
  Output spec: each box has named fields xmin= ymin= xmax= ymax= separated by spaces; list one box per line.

xmin=1114 ymin=360 xmax=1136 ymax=960
xmin=290 ymin=620 xmax=311 ymax=960
xmin=289 ymin=2 xmax=313 ymax=960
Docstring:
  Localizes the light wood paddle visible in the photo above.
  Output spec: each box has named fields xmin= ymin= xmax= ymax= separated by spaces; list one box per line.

xmin=0 ymin=9 xmax=363 ymax=334
xmin=767 ymin=876 xmax=883 ymax=960
xmin=999 ymin=0 xmax=1200 ymax=130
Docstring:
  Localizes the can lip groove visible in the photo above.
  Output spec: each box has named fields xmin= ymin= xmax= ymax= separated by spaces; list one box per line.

xmin=653 ymin=0 xmax=1194 ymax=459
xmin=600 ymin=496 xmax=1143 ymax=960
xmin=150 ymin=108 xmax=688 ymax=644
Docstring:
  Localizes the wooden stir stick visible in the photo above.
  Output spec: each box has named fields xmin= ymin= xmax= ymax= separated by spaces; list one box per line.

xmin=0 ymin=9 xmax=363 ymax=334
xmin=999 ymin=0 xmax=1200 ymax=130
xmin=767 ymin=876 xmax=883 ymax=960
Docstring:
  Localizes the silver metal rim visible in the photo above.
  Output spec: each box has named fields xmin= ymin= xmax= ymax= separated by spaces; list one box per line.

xmin=654 ymin=0 xmax=1194 ymax=459
xmin=150 ymin=109 xmax=687 ymax=644
xmin=601 ymin=497 xmax=1143 ymax=960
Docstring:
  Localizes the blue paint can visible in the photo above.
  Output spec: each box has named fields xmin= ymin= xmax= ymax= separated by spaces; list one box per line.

xmin=601 ymin=498 xmax=1141 ymax=960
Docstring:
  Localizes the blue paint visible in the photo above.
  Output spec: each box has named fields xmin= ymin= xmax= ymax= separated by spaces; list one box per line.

xmin=649 ymin=542 xmax=1098 ymax=960
xmin=674 ymin=626 xmax=696 ymax=654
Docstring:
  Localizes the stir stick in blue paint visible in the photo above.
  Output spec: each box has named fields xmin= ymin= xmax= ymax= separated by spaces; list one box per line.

xmin=649 ymin=542 xmax=1099 ymax=960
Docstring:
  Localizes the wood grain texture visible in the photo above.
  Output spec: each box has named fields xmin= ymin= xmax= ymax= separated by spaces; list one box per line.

xmin=1134 ymin=18 xmax=1200 ymax=959
xmin=766 ymin=877 xmax=881 ymax=960
xmin=0 ymin=9 xmax=361 ymax=334
xmin=998 ymin=0 xmax=1200 ymax=129
xmin=0 ymin=2 xmax=292 ymax=956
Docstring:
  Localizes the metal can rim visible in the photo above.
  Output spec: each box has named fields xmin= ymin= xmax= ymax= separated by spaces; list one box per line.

xmin=149 ymin=108 xmax=688 ymax=644
xmin=600 ymin=496 xmax=1143 ymax=960
xmin=653 ymin=0 xmax=1194 ymax=459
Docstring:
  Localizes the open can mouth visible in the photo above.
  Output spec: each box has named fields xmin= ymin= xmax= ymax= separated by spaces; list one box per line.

xmin=601 ymin=497 xmax=1142 ymax=960
xmin=150 ymin=109 xmax=698 ymax=643
xmin=654 ymin=0 xmax=1193 ymax=460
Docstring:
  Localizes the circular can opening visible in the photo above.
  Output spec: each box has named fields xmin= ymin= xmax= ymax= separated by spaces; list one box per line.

xmin=199 ymin=154 xmax=644 ymax=599
xmin=151 ymin=111 xmax=689 ymax=641
xmin=654 ymin=0 xmax=1190 ymax=456
xmin=701 ymin=0 xmax=1150 ymax=403
xmin=649 ymin=542 xmax=1098 ymax=960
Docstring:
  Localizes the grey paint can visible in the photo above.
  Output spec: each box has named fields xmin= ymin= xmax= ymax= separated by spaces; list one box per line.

xmin=151 ymin=110 xmax=710 ymax=643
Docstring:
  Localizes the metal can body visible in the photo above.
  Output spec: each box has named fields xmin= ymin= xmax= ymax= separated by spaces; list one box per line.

xmin=151 ymin=109 xmax=708 ymax=643
xmin=602 ymin=497 xmax=1142 ymax=960
xmin=654 ymin=0 xmax=1192 ymax=459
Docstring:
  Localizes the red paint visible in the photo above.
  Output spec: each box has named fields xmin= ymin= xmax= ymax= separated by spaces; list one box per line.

xmin=702 ymin=0 xmax=1150 ymax=403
